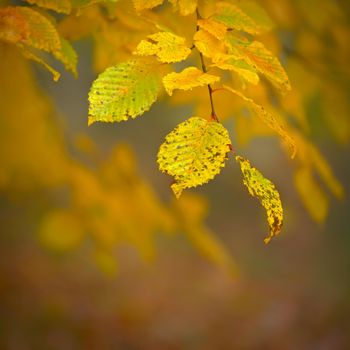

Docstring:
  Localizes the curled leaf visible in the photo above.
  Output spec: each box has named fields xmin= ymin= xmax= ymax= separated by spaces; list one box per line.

xmin=236 ymin=156 xmax=283 ymax=244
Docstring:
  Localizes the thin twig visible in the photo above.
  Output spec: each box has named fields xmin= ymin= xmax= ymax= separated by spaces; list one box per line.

xmin=196 ymin=8 xmax=219 ymax=122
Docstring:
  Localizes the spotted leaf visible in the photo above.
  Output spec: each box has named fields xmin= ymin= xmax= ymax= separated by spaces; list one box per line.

xmin=157 ymin=117 xmax=231 ymax=198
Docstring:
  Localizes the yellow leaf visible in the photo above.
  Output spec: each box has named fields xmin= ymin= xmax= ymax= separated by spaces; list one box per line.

xmin=170 ymin=0 xmax=198 ymax=16
xmin=236 ymin=156 xmax=283 ymax=244
xmin=88 ymin=58 xmax=161 ymax=124
xmin=294 ymin=167 xmax=328 ymax=223
xmin=163 ymin=67 xmax=220 ymax=96
xmin=223 ymin=85 xmax=297 ymax=158
xmin=197 ymin=18 xmax=227 ymax=40
xmin=24 ymin=0 xmax=72 ymax=14
xmin=212 ymin=1 xmax=263 ymax=35
xmin=225 ymin=37 xmax=291 ymax=92
xmin=157 ymin=117 xmax=231 ymax=198
xmin=132 ymin=0 xmax=164 ymax=11
xmin=134 ymin=31 xmax=191 ymax=63
xmin=0 ymin=6 xmax=77 ymax=78
xmin=212 ymin=55 xmax=260 ymax=85
xmin=235 ymin=0 xmax=274 ymax=33
xmin=0 ymin=6 xmax=61 ymax=53
xmin=193 ymin=28 xmax=226 ymax=61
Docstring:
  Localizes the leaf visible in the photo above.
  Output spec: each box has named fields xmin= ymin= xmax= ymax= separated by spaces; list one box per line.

xmin=225 ymin=37 xmax=291 ymax=92
xmin=212 ymin=55 xmax=260 ymax=85
xmin=19 ymin=46 xmax=61 ymax=81
xmin=236 ymin=156 xmax=283 ymax=244
xmin=53 ymin=37 xmax=78 ymax=77
xmin=193 ymin=28 xmax=226 ymax=61
xmin=132 ymin=0 xmax=164 ymax=11
xmin=212 ymin=1 xmax=263 ymax=35
xmin=223 ymin=85 xmax=297 ymax=158
xmin=163 ymin=67 xmax=220 ymax=96
xmin=197 ymin=18 xmax=227 ymax=40
xmin=88 ymin=58 xmax=161 ymax=125
xmin=0 ymin=6 xmax=61 ymax=53
xmin=24 ymin=0 xmax=72 ymax=14
xmin=170 ymin=0 xmax=198 ymax=16
xmin=134 ymin=31 xmax=191 ymax=63
xmin=157 ymin=117 xmax=231 ymax=198
xmin=0 ymin=6 xmax=77 ymax=79
xmin=235 ymin=0 xmax=274 ymax=33
xmin=294 ymin=166 xmax=328 ymax=223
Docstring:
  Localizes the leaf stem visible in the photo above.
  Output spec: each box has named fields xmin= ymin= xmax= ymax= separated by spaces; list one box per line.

xmin=196 ymin=8 xmax=219 ymax=123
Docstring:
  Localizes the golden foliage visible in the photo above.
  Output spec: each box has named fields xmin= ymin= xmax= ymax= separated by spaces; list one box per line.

xmin=163 ymin=67 xmax=220 ymax=96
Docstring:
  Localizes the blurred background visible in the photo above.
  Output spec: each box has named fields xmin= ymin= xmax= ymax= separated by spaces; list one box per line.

xmin=1 ymin=0 xmax=350 ymax=349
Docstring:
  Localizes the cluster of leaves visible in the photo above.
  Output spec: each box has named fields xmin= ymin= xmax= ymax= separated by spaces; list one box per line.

xmin=0 ymin=0 xmax=347 ymax=272
xmin=86 ymin=0 xmax=296 ymax=243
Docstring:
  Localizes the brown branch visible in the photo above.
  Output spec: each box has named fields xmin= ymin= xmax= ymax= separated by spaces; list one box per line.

xmin=196 ymin=8 xmax=219 ymax=123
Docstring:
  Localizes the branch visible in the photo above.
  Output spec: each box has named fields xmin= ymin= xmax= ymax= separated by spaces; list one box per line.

xmin=195 ymin=8 xmax=219 ymax=123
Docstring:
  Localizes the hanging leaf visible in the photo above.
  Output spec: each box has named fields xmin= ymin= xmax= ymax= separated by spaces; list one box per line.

xmin=225 ymin=37 xmax=291 ymax=92
xmin=223 ymin=85 xmax=297 ymax=158
xmin=157 ymin=117 xmax=231 ymax=198
xmin=236 ymin=156 xmax=283 ymax=244
xmin=24 ymin=0 xmax=72 ymax=14
xmin=88 ymin=58 xmax=161 ymax=125
xmin=134 ymin=31 xmax=191 ymax=63
xmin=163 ymin=67 xmax=220 ymax=96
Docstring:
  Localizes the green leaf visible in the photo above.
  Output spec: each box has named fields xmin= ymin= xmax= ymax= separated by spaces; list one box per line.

xmin=157 ymin=117 xmax=231 ymax=198
xmin=88 ymin=58 xmax=161 ymax=125
xmin=236 ymin=156 xmax=283 ymax=244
